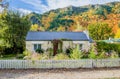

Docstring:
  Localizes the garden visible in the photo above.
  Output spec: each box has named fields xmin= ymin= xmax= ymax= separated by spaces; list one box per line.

xmin=1 ymin=42 xmax=120 ymax=60
xmin=19 ymin=41 xmax=120 ymax=60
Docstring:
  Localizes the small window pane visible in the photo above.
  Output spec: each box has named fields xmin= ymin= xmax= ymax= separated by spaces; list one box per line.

xmin=34 ymin=44 xmax=37 ymax=50
xmin=79 ymin=44 xmax=83 ymax=50
xmin=38 ymin=44 xmax=41 ymax=49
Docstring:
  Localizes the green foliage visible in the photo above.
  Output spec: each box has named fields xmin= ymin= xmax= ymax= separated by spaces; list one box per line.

xmin=49 ymin=16 xmax=74 ymax=31
xmin=35 ymin=48 xmax=44 ymax=54
xmin=97 ymin=51 xmax=108 ymax=59
xmin=46 ymin=48 xmax=53 ymax=56
xmin=110 ymin=51 xmax=119 ymax=58
xmin=53 ymin=53 xmax=69 ymax=60
xmin=88 ymin=45 xmax=97 ymax=59
xmin=16 ymin=54 xmax=24 ymax=59
xmin=112 ymin=3 xmax=120 ymax=14
xmin=2 ymin=11 xmax=31 ymax=54
xmin=94 ymin=5 xmax=112 ymax=17
xmin=0 ymin=54 xmax=16 ymax=60
xmin=23 ymin=50 xmax=31 ymax=56
xmin=96 ymin=41 xmax=120 ymax=57
xmin=88 ymin=23 xmax=114 ymax=40
xmin=70 ymin=45 xmax=83 ymax=59
xmin=0 ymin=12 xmax=10 ymax=55
xmin=28 ymin=12 xmax=41 ymax=25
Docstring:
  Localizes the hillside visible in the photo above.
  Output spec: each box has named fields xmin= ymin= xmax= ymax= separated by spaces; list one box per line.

xmin=28 ymin=1 xmax=120 ymax=33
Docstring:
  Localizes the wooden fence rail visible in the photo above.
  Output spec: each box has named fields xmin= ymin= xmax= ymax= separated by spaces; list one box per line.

xmin=0 ymin=59 xmax=120 ymax=69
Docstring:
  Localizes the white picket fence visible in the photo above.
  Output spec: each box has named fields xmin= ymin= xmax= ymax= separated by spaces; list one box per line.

xmin=0 ymin=59 xmax=120 ymax=69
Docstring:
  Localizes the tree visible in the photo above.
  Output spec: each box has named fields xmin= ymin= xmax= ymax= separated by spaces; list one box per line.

xmin=112 ymin=3 xmax=120 ymax=14
xmin=0 ymin=12 xmax=10 ymax=56
xmin=115 ymin=29 xmax=120 ymax=38
xmin=30 ymin=24 xmax=39 ymax=31
xmin=88 ymin=23 xmax=114 ymax=40
xmin=3 ymin=11 xmax=31 ymax=54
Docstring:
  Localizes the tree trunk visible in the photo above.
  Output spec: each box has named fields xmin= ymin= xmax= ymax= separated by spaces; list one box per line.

xmin=53 ymin=41 xmax=58 ymax=56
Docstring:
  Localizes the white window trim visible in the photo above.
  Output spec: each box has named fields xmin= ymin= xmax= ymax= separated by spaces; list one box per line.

xmin=33 ymin=44 xmax=42 ymax=52
xmin=32 ymin=41 xmax=44 ymax=44
xmin=73 ymin=41 xmax=84 ymax=44
xmin=32 ymin=41 xmax=43 ymax=51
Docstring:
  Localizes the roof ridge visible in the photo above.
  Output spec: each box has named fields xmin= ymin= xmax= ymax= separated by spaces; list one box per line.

xmin=26 ymin=31 xmax=91 ymax=41
xmin=28 ymin=31 xmax=84 ymax=33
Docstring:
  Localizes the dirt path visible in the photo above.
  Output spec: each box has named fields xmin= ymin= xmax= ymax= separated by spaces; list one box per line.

xmin=0 ymin=68 xmax=120 ymax=79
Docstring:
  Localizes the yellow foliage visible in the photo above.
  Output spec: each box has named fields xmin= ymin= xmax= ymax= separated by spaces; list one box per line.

xmin=115 ymin=29 xmax=120 ymax=38
xmin=30 ymin=24 xmax=39 ymax=31
xmin=57 ymin=26 xmax=65 ymax=31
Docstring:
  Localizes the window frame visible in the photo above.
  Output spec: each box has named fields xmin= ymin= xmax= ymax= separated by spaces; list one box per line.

xmin=33 ymin=44 xmax=42 ymax=51
xmin=79 ymin=44 xmax=83 ymax=50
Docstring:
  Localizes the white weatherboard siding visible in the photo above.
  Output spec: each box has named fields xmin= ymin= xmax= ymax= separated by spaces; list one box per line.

xmin=26 ymin=41 xmax=91 ymax=53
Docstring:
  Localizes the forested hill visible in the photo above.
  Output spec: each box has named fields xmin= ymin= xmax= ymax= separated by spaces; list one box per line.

xmin=28 ymin=1 xmax=120 ymax=33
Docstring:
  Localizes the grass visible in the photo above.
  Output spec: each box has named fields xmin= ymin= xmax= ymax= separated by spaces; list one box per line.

xmin=0 ymin=54 xmax=24 ymax=60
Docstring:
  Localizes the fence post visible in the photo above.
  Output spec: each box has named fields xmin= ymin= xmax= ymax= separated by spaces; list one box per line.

xmin=91 ymin=59 xmax=94 ymax=68
xmin=91 ymin=59 xmax=95 ymax=68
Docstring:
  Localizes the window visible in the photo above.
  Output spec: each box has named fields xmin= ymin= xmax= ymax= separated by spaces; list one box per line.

xmin=38 ymin=44 xmax=41 ymax=49
xmin=79 ymin=44 xmax=83 ymax=50
xmin=34 ymin=44 xmax=41 ymax=51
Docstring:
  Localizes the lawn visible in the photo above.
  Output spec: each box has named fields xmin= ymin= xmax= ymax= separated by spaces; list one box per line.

xmin=0 ymin=54 xmax=24 ymax=60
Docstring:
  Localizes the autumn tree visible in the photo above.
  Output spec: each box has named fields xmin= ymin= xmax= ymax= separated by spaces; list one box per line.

xmin=30 ymin=24 xmax=39 ymax=31
xmin=88 ymin=23 xmax=114 ymax=40
xmin=112 ymin=3 xmax=120 ymax=14
xmin=115 ymin=29 xmax=120 ymax=38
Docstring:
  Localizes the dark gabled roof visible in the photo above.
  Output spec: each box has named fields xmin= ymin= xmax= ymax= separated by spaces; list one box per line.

xmin=26 ymin=31 xmax=92 ymax=42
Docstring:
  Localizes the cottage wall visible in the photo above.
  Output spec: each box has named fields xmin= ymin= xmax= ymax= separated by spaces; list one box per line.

xmin=26 ymin=41 xmax=53 ymax=53
xmin=26 ymin=41 xmax=91 ymax=53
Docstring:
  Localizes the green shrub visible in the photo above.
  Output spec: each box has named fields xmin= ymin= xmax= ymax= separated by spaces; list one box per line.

xmin=96 ymin=41 xmax=120 ymax=57
xmin=46 ymin=48 xmax=53 ymax=57
xmin=23 ymin=50 xmax=31 ymax=56
xmin=88 ymin=45 xmax=97 ymax=59
xmin=36 ymin=48 xmax=44 ymax=54
xmin=53 ymin=53 xmax=69 ymax=60
xmin=82 ymin=51 xmax=89 ymax=59
xmin=70 ymin=45 xmax=83 ymax=59
xmin=97 ymin=51 xmax=108 ymax=59
xmin=16 ymin=54 xmax=24 ymax=59
xmin=57 ymin=49 xmax=62 ymax=54
xmin=110 ymin=51 xmax=119 ymax=58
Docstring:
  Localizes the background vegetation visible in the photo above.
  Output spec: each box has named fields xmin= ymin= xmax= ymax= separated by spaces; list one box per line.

xmin=28 ymin=2 xmax=120 ymax=39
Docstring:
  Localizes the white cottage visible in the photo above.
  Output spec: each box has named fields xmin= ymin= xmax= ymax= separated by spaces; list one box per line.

xmin=26 ymin=31 xmax=93 ymax=53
